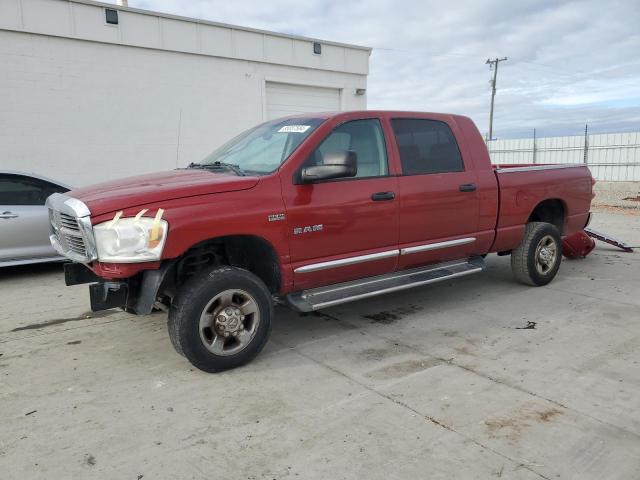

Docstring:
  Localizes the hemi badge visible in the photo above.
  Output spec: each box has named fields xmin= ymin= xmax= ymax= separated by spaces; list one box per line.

xmin=268 ymin=213 xmax=285 ymax=222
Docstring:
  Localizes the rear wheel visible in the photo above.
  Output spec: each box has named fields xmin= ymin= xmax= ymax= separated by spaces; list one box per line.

xmin=168 ymin=266 xmax=272 ymax=373
xmin=511 ymin=222 xmax=562 ymax=286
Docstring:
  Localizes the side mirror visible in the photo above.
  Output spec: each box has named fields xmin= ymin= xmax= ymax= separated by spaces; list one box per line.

xmin=300 ymin=151 xmax=357 ymax=183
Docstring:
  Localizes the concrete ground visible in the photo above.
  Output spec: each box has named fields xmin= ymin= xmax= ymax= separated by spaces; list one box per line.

xmin=1 ymin=210 xmax=639 ymax=480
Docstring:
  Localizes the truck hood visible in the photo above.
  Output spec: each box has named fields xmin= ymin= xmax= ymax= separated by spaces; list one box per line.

xmin=69 ymin=169 xmax=260 ymax=216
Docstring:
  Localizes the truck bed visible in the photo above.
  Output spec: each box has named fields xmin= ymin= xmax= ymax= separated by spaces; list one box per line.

xmin=490 ymin=163 xmax=594 ymax=252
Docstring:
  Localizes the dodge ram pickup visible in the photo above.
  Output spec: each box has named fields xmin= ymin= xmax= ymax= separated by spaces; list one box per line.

xmin=47 ymin=111 xmax=594 ymax=372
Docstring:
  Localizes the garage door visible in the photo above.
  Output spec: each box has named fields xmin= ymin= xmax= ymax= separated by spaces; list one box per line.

xmin=265 ymin=82 xmax=341 ymax=120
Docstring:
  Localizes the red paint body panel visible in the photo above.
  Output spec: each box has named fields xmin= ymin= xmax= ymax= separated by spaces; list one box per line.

xmin=278 ymin=112 xmax=401 ymax=290
xmin=456 ymin=116 xmax=500 ymax=235
xmin=493 ymin=165 xmax=592 ymax=251
xmin=282 ymin=176 xmax=399 ymax=290
xmin=66 ymin=111 xmax=593 ymax=294
xmin=386 ymin=113 xmax=486 ymax=268
xmin=70 ymin=170 xmax=259 ymax=217
xmin=92 ymin=261 xmax=161 ymax=279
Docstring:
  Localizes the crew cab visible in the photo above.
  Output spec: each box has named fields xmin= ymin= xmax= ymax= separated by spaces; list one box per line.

xmin=47 ymin=111 xmax=594 ymax=372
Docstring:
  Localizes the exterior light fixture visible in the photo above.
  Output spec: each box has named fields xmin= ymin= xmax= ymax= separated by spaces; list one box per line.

xmin=105 ymin=9 xmax=118 ymax=25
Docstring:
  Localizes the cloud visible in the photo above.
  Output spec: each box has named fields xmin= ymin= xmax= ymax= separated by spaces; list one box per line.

xmin=131 ymin=0 xmax=640 ymax=138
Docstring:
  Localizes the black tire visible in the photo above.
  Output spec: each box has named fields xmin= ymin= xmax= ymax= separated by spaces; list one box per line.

xmin=511 ymin=222 xmax=562 ymax=286
xmin=168 ymin=266 xmax=273 ymax=373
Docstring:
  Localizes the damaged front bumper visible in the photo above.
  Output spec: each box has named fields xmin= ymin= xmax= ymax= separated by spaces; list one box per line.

xmin=65 ymin=262 xmax=173 ymax=315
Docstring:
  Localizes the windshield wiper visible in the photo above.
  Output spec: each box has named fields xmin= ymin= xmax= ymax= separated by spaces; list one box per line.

xmin=188 ymin=161 xmax=246 ymax=176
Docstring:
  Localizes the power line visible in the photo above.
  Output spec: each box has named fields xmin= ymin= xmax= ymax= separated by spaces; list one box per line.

xmin=486 ymin=57 xmax=508 ymax=140
xmin=372 ymin=47 xmax=598 ymax=79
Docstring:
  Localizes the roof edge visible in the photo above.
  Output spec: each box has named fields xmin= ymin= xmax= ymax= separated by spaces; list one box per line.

xmin=71 ymin=0 xmax=372 ymax=53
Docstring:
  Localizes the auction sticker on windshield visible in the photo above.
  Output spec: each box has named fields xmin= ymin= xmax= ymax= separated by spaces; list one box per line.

xmin=278 ymin=125 xmax=311 ymax=133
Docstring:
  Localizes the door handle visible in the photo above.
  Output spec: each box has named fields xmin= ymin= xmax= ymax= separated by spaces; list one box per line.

xmin=0 ymin=211 xmax=18 ymax=219
xmin=371 ymin=191 xmax=395 ymax=201
xmin=459 ymin=183 xmax=477 ymax=192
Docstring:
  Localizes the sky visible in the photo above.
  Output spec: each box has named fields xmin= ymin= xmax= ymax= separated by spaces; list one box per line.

xmin=131 ymin=0 xmax=640 ymax=139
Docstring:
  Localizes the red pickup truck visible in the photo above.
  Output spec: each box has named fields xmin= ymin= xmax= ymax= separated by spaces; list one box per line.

xmin=47 ymin=111 xmax=593 ymax=372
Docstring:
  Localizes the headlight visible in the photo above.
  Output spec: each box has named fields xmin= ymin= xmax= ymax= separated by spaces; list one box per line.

xmin=94 ymin=216 xmax=168 ymax=263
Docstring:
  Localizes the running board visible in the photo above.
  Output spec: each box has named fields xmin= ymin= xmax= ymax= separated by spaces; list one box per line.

xmin=286 ymin=257 xmax=485 ymax=312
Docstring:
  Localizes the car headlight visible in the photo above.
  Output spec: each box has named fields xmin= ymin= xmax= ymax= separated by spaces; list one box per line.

xmin=94 ymin=216 xmax=168 ymax=263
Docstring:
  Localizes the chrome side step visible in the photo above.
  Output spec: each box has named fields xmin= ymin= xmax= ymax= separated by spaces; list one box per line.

xmin=286 ymin=257 xmax=485 ymax=312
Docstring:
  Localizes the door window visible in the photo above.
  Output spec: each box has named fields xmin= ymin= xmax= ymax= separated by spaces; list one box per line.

xmin=307 ymin=119 xmax=388 ymax=178
xmin=391 ymin=119 xmax=464 ymax=175
xmin=0 ymin=174 xmax=68 ymax=205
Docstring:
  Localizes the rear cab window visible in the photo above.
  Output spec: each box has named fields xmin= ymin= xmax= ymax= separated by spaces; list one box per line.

xmin=391 ymin=119 xmax=464 ymax=175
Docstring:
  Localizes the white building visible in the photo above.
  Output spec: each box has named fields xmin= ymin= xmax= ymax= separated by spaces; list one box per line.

xmin=0 ymin=0 xmax=370 ymax=186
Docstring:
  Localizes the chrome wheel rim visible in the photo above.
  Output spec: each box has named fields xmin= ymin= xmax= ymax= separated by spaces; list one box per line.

xmin=535 ymin=235 xmax=558 ymax=276
xmin=198 ymin=289 xmax=260 ymax=356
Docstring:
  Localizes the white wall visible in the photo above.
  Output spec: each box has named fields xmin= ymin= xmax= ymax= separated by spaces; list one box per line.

xmin=487 ymin=132 xmax=640 ymax=182
xmin=0 ymin=0 xmax=369 ymax=187
xmin=0 ymin=0 xmax=370 ymax=74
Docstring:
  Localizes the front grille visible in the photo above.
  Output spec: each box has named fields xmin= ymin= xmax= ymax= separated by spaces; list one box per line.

xmin=59 ymin=212 xmax=80 ymax=232
xmin=45 ymin=193 xmax=96 ymax=263
xmin=49 ymin=208 xmax=90 ymax=261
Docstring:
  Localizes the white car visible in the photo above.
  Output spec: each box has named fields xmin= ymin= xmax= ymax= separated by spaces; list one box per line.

xmin=0 ymin=171 xmax=71 ymax=267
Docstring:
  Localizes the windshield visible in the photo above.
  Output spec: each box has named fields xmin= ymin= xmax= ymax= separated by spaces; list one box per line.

xmin=200 ymin=117 xmax=325 ymax=175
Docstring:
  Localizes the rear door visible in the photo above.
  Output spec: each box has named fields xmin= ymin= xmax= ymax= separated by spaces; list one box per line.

xmin=281 ymin=117 xmax=399 ymax=290
xmin=390 ymin=117 xmax=481 ymax=269
xmin=0 ymin=174 xmax=68 ymax=263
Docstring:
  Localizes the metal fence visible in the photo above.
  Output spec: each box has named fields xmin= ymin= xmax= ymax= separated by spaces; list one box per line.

xmin=487 ymin=130 xmax=640 ymax=181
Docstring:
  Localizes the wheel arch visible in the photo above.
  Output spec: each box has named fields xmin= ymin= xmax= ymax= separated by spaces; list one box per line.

xmin=527 ymin=198 xmax=566 ymax=234
xmin=158 ymin=235 xmax=283 ymax=303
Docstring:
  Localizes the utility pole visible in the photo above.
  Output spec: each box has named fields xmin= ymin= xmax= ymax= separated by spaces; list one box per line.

xmin=486 ymin=57 xmax=507 ymax=141
xmin=583 ymin=123 xmax=589 ymax=164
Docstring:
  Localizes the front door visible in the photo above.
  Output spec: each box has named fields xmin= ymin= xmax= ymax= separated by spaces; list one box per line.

xmin=390 ymin=117 xmax=481 ymax=269
xmin=281 ymin=118 xmax=399 ymax=290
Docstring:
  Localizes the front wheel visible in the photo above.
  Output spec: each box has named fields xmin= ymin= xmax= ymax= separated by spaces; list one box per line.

xmin=511 ymin=222 xmax=562 ymax=286
xmin=168 ymin=266 xmax=273 ymax=373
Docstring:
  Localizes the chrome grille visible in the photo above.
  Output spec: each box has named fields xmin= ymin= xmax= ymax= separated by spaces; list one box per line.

xmin=46 ymin=193 xmax=97 ymax=263
xmin=49 ymin=209 xmax=87 ymax=257
xmin=59 ymin=212 xmax=80 ymax=232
